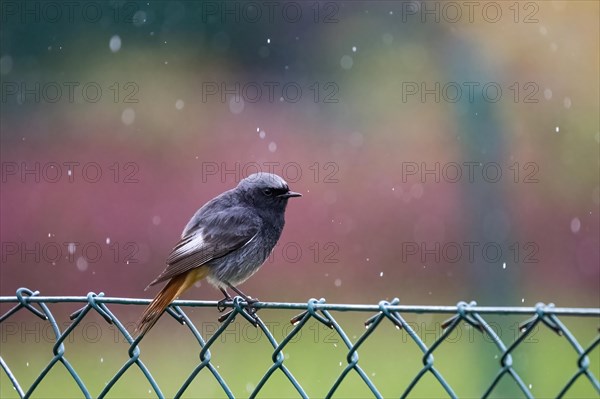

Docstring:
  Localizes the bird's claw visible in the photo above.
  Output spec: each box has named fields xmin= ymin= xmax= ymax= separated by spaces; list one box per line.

xmin=218 ymin=310 xmax=233 ymax=323
xmin=290 ymin=311 xmax=307 ymax=325
xmin=243 ymin=304 xmax=260 ymax=327
xmin=217 ymin=298 xmax=230 ymax=313
xmin=246 ymin=297 xmax=259 ymax=306
xmin=217 ymin=298 xmax=260 ymax=326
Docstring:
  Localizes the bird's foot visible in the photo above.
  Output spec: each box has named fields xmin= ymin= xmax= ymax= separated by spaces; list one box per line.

xmin=242 ymin=299 xmax=260 ymax=327
xmin=245 ymin=296 xmax=259 ymax=307
xmin=217 ymin=296 xmax=260 ymax=326
xmin=290 ymin=311 xmax=307 ymax=325
xmin=246 ymin=310 xmax=259 ymax=327
xmin=217 ymin=297 xmax=231 ymax=313
xmin=217 ymin=288 xmax=233 ymax=312
xmin=243 ymin=298 xmax=259 ymax=318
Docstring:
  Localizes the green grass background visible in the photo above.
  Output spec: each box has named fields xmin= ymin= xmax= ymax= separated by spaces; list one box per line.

xmin=1 ymin=307 xmax=598 ymax=398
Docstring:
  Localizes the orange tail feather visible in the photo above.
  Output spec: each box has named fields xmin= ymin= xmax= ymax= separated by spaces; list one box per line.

xmin=136 ymin=267 xmax=208 ymax=337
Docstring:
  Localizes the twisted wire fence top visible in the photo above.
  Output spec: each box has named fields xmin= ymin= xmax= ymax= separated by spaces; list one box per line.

xmin=1 ymin=287 xmax=599 ymax=399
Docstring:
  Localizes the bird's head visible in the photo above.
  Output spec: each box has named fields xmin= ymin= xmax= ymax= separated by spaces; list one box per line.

xmin=237 ymin=172 xmax=301 ymax=212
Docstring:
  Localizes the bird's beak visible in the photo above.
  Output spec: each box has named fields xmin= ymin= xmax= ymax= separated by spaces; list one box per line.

xmin=278 ymin=191 xmax=302 ymax=198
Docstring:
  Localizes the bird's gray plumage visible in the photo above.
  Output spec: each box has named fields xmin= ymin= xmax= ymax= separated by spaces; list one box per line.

xmin=148 ymin=173 xmax=300 ymax=289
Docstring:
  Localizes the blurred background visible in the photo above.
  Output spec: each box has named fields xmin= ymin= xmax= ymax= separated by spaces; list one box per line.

xmin=1 ymin=1 xmax=598 ymax=398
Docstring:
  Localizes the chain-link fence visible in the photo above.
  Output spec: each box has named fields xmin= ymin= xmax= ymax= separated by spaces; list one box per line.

xmin=1 ymin=287 xmax=599 ymax=398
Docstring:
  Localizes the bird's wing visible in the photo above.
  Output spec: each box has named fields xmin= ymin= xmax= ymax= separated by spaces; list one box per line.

xmin=147 ymin=207 xmax=260 ymax=287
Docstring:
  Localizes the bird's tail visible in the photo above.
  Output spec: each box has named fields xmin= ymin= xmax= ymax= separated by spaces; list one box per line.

xmin=136 ymin=267 xmax=209 ymax=337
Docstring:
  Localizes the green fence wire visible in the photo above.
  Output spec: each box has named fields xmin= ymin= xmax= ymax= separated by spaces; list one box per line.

xmin=1 ymin=287 xmax=599 ymax=398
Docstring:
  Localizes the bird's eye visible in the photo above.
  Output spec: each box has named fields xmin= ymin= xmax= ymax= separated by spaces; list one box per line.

xmin=263 ymin=188 xmax=273 ymax=196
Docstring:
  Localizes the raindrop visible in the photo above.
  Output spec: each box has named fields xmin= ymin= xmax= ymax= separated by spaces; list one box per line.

xmin=563 ymin=97 xmax=572 ymax=108
xmin=555 ymin=126 xmax=560 ymax=133
xmin=521 ymin=298 xmax=525 ymax=303
xmin=379 ymin=272 xmax=383 ymax=277
xmin=334 ymin=278 xmax=342 ymax=287
xmin=68 ymin=243 xmax=76 ymax=254
xmin=106 ymin=238 xmax=111 ymax=245
xmin=121 ymin=108 xmax=135 ymax=125
xmin=76 ymin=257 xmax=88 ymax=272
xmin=175 ymin=99 xmax=185 ymax=110
xmin=100 ymin=357 xmax=104 ymax=363
xmin=152 ymin=216 xmax=161 ymax=225
xmin=340 ymin=55 xmax=353 ymax=70
xmin=268 ymin=142 xmax=277 ymax=152
xmin=352 ymin=46 xmax=357 ymax=52
xmin=543 ymin=88 xmax=552 ymax=100
xmin=259 ymin=130 xmax=266 ymax=139
xmin=229 ymin=97 xmax=244 ymax=114
xmin=109 ymin=35 xmax=122 ymax=53
xmin=267 ymin=38 xmax=271 ymax=44
xmin=570 ymin=217 xmax=581 ymax=233
xmin=502 ymin=262 xmax=506 ymax=269
xmin=382 ymin=33 xmax=393 ymax=45
xmin=132 ymin=10 xmax=147 ymax=26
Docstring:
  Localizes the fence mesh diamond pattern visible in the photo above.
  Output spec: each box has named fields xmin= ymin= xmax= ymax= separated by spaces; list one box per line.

xmin=1 ymin=287 xmax=599 ymax=398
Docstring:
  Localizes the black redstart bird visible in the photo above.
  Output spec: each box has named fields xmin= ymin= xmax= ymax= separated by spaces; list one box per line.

xmin=136 ymin=172 xmax=301 ymax=336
